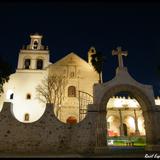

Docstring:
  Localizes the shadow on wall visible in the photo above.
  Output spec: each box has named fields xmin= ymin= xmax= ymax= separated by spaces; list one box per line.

xmin=0 ymin=102 xmax=96 ymax=154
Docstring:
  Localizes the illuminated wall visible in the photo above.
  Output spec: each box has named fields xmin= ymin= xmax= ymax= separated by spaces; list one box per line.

xmin=1 ymin=33 xmax=160 ymax=128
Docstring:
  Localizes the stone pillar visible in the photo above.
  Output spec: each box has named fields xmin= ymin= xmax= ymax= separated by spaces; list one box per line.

xmin=133 ymin=109 xmax=140 ymax=135
xmin=119 ymin=109 xmax=124 ymax=136
xmin=143 ymin=108 xmax=160 ymax=151
xmin=94 ymin=110 xmax=109 ymax=154
xmin=31 ymin=59 xmax=36 ymax=69
xmin=95 ymin=113 xmax=107 ymax=146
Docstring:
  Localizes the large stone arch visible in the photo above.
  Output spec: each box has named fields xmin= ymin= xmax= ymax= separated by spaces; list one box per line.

xmin=99 ymin=84 xmax=155 ymax=145
xmin=100 ymin=84 xmax=153 ymax=111
xmin=93 ymin=67 xmax=160 ymax=152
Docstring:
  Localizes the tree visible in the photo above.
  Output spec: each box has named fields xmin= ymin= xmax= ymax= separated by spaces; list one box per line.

xmin=91 ymin=51 xmax=105 ymax=83
xmin=36 ymin=74 xmax=68 ymax=117
xmin=0 ymin=57 xmax=12 ymax=96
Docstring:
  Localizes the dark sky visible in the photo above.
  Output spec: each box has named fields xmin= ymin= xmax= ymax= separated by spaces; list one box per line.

xmin=0 ymin=1 xmax=160 ymax=96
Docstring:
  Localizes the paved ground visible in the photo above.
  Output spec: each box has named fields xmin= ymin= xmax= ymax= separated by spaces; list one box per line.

xmin=0 ymin=146 xmax=157 ymax=158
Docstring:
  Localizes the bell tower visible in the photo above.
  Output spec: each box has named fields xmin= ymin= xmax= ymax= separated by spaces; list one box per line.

xmin=88 ymin=46 xmax=96 ymax=66
xmin=29 ymin=33 xmax=43 ymax=50
xmin=17 ymin=33 xmax=50 ymax=71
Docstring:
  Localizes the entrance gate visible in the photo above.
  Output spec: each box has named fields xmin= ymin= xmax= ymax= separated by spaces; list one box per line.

xmin=78 ymin=90 xmax=93 ymax=121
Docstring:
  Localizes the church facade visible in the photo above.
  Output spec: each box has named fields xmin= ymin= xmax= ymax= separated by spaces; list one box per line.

xmin=0 ymin=33 xmax=99 ymax=123
xmin=0 ymin=33 xmax=160 ymax=138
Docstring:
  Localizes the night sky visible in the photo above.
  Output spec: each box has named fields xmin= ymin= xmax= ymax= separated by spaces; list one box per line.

xmin=0 ymin=1 xmax=160 ymax=96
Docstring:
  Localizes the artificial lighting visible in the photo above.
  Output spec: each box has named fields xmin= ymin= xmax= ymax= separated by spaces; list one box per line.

xmin=127 ymin=99 xmax=139 ymax=108
xmin=114 ymin=99 xmax=123 ymax=108
xmin=127 ymin=116 xmax=135 ymax=130
xmin=138 ymin=117 xmax=146 ymax=135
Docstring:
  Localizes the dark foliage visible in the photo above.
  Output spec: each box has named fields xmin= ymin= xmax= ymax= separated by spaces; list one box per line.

xmin=0 ymin=57 xmax=12 ymax=95
xmin=91 ymin=51 xmax=106 ymax=83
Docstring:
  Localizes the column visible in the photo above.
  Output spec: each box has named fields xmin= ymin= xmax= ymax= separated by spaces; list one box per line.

xmin=133 ymin=109 xmax=140 ymax=135
xmin=119 ymin=109 xmax=124 ymax=136
xmin=31 ymin=59 xmax=36 ymax=69
xmin=143 ymin=109 xmax=160 ymax=151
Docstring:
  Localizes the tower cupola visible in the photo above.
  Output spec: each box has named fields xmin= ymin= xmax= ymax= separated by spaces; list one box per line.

xmin=28 ymin=33 xmax=43 ymax=50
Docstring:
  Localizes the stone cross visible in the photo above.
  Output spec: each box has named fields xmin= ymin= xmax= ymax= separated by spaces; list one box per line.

xmin=112 ymin=47 xmax=128 ymax=68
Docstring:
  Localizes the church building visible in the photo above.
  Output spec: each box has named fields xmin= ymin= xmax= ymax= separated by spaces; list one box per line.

xmin=1 ymin=33 xmax=160 ymax=138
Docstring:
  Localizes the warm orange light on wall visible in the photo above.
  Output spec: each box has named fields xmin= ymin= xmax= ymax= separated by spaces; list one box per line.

xmin=66 ymin=116 xmax=77 ymax=124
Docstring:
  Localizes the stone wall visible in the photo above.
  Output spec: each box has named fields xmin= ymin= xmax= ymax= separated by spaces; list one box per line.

xmin=0 ymin=102 xmax=97 ymax=154
xmin=152 ymin=106 xmax=160 ymax=144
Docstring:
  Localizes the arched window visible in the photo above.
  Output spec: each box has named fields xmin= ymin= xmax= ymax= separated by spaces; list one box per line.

xmin=26 ymin=94 xmax=31 ymax=100
xmin=33 ymin=40 xmax=38 ymax=49
xmin=24 ymin=59 xmax=31 ymax=69
xmin=24 ymin=113 xmax=29 ymax=121
xmin=68 ymin=86 xmax=76 ymax=97
xmin=10 ymin=93 xmax=14 ymax=100
xmin=6 ymin=90 xmax=14 ymax=100
xmin=36 ymin=59 xmax=43 ymax=69
xmin=91 ymin=49 xmax=94 ymax=53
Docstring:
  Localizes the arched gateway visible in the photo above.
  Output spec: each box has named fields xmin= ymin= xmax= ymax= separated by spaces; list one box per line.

xmin=1 ymin=46 xmax=160 ymax=154
xmin=91 ymin=47 xmax=160 ymax=152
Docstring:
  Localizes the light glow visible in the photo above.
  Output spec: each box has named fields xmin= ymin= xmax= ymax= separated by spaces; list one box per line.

xmin=114 ymin=99 xmax=123 ymax=108
xmin=138 ymin=117 xmax=146 ymax=135
xmin=128 ymin=99 xmax=139 ymax=108
xmin=127 ymin=116 xmax=135 ymax=129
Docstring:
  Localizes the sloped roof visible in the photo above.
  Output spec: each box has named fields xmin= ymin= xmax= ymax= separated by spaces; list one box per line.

xmin=51 ymin=52 xmax=93 ymax=70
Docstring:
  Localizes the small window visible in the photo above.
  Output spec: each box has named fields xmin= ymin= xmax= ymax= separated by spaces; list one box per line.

xmin=70 ymin=72 xmax=74 ymax=78
xmin=6 ymin=90 xmax=14 ymax=100
xmin=10 ymin=93 xmax=14 ymax=100
xmin=24 ymin=113 xmax=29 ymax=121
xmin=36 ymin=59 xmax=43 ymax=69
xmin=68 ymin=86 xmax=76 ymax=97
xmin=24 ymin=59 xmax=31 ymax=69
xmin=26 ymin=94 xmax=31 ymax=100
